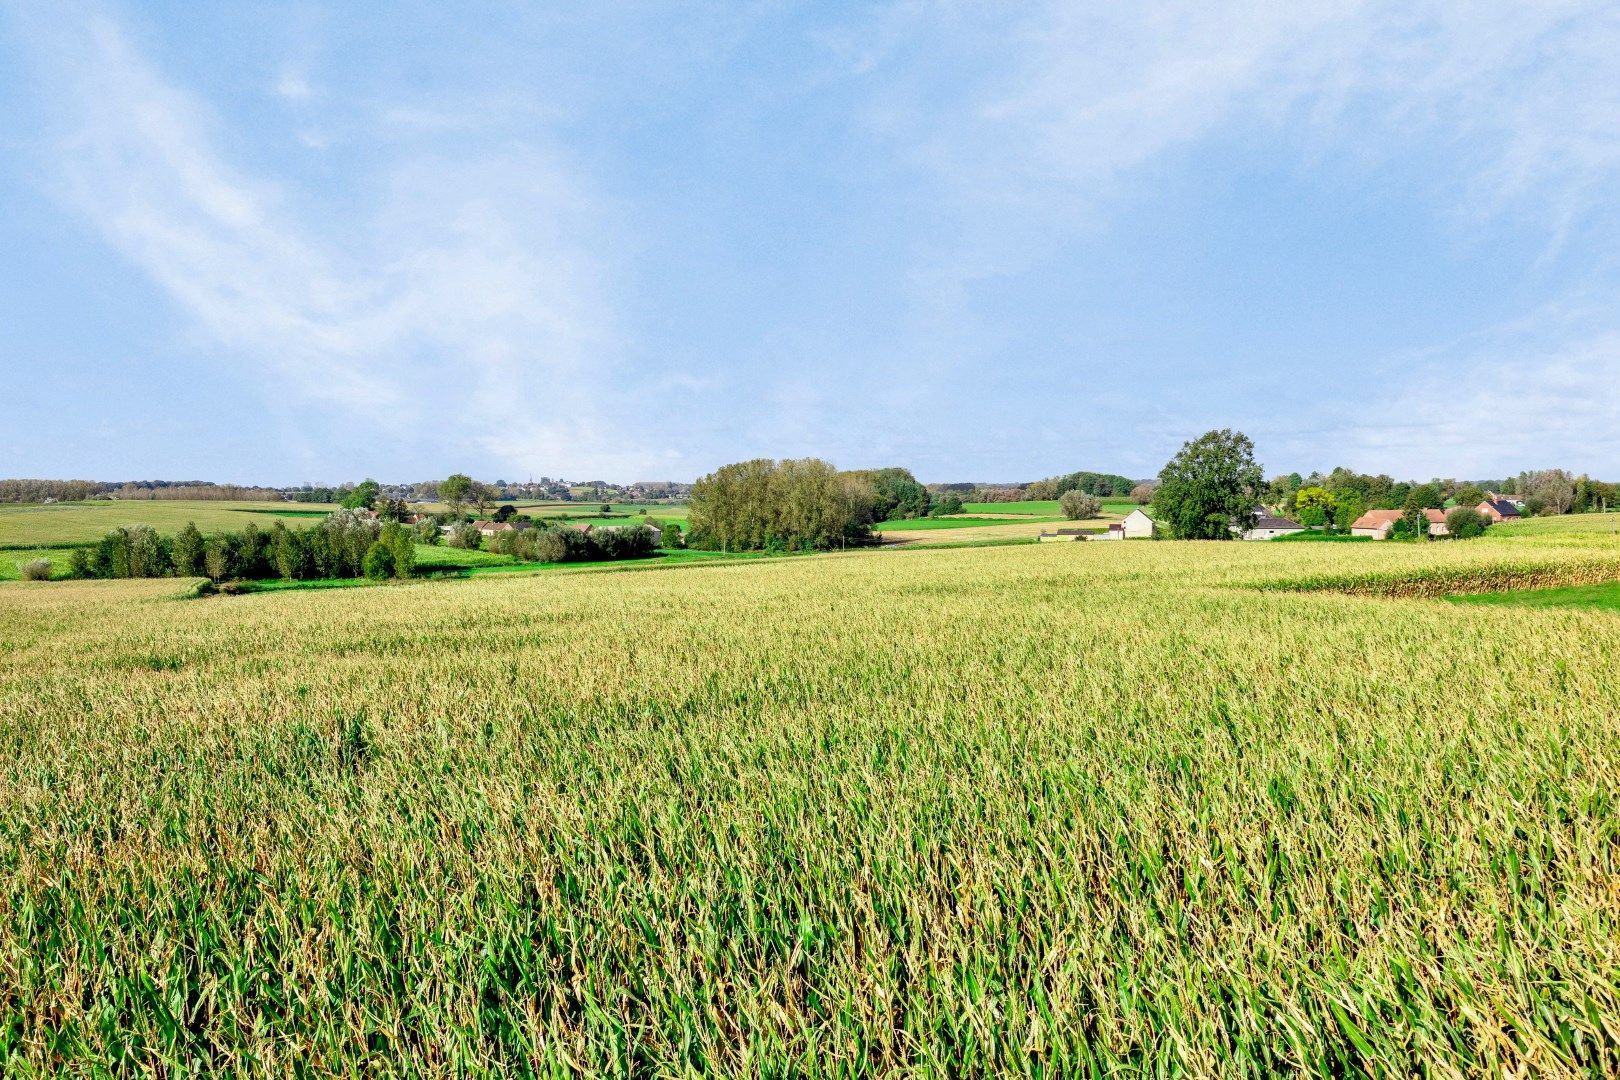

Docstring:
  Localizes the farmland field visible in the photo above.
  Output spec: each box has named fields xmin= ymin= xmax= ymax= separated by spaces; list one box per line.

xmin=872 ymin=515 xmax=1050 ymax=531
xmin=960 ymin=499 xmax=1136 ymax=517
xmin=2 ymin=523 xmax=1619 ymax=1074
xmin=881 ymin=511 xmax=1126 ymax=545
xmin=0 ymin=499 xmax=341 ymax=547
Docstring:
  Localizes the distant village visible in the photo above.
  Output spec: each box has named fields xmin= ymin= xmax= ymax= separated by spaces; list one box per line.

xmin=1038 ymin=494 xmax=1528 ymax=542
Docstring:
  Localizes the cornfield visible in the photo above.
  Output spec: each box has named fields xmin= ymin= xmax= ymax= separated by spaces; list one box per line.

xmin=2 ymin=533 xmax=1619 ymax=1076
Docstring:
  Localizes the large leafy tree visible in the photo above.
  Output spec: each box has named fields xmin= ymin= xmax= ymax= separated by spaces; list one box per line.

xmin=440 ymin=474 xmax=473 ymax=519
xmin=341 ymin=478 xmax=380 ymax=510
xmin=1292 ymin=486 xmax=1336 ymax=527
xmin=1154 ymin=429 xmax=1264 ymax=540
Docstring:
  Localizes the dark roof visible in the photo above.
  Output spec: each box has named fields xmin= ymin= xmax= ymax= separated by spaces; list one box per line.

xmin=1252 ymin=516 xmax=1303 ymax=531
xmin=1482 ymin=498 xmax=1521 ymax=517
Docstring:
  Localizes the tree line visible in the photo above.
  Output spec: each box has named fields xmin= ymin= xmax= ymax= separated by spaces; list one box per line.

xmin=66 ymin=511 xmax=416 ymax=583
xmin=485 ymin=524 xmax=660 ymax=564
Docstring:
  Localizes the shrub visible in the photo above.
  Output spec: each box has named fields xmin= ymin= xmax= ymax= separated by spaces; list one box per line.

xmin=203 ymin=537 xmax=234 ymax=582
xmin=447 ymin=523 xmax=483 ymax=550
xmin=659 ymin=521 xmax=684 ymax=549
xmin=531 ymin=530 xmax=570 ymax=563
xmin=18 ymin=559 xmax=51 ymax=581
xmin=932 ymin=494 xmax=964 ymax=516
xmin=1445 ymin=507 xmax=1490 ymax=539
xmin=362 ymin=541 xmax=394 ymax=580
xmin=383 ymin=523 xmax=415 ymax=579
xmin=1059 ymin=491 xmax=1103 ymax=520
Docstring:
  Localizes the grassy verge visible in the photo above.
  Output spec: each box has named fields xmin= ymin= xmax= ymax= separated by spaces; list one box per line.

xmin=1448 ymin=580 xmax=1620 ymax=612
xmin=0 ymin=549 xmax=81 ymax=580
xmin=1272 ymin=532 xmax=1372 ymax=542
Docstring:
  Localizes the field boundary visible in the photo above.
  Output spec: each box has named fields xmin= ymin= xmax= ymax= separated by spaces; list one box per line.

xmin=1254 ymin=555 xmax=1620 ymax=598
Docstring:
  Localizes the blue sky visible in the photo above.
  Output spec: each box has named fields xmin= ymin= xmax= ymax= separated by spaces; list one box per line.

xmin=3 ymin=2 xmax=1618 ymax=485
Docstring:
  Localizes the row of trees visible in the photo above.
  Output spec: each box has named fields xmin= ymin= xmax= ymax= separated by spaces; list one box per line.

xmin=67 ymin=512 xmax=416 ymax=582
xmin=0 ymin=479 xmax=103 ymax=503
xmin=0 ymin=479 xmax=279 ymax=503
xmin=486 ymin=524 xmax=660 ymax=563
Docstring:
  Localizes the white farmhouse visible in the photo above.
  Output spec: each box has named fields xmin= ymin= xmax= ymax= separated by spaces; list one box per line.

xmin=1121 ymin=508 xmax=1155 ymax=539
xmin=1242 ymin=515 xmax=1305 ymax=541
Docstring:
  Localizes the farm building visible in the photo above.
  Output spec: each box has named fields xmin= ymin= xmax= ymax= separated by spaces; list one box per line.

xmin=1242 ymin=515 xmax=1304 ymax=540
xmin=1349 ymin=509 xmax=1402 ymax=539
xmin=1478 ymin=497 xmax=1521 ymax=522
xmin=1121 ymin=508 xmax=1155 ymax=539
xmin=1350 ymin=508 xmax=1449 ymax=539
xmin=1037 ymin=528 xmax=1088 ymax=542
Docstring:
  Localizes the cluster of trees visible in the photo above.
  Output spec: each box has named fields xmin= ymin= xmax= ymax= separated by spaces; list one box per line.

xmin=687 ymin=458 xmax=1137 ymax=551
xmin=688 ymin=459 xmax=881 ymax=552
xmin=846 ymin=468 xmax=932 ymax=521
xmin=968 ymin=470 xmax=1137 ymax=503
xmin=0 ymin=479 xmax=103 ymax=503
xmin=67 ymin=512 xmax=416 ymax=583
xmin=1266 ymin=467 xmax=1614 ymax=520
xmin=486 ymin=524 xmax=660 ymax=563
xmin=1025 ymin=471 xmax=1136 ymax=500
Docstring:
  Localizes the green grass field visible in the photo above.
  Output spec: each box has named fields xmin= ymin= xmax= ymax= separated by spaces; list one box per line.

xmin=3 ymin=517 xmax=1619 ymax=1073
xmin=412 ymin=544 xmax=517 ymax=570
xmin=0 ymin=549 xmax=72 ymax=581
xmin=873 ymin=515 xmax=1053 ymax=531
xmin=960 ymin=499 xmax=1136 ymax=517
xmin=0 ymin=500 xmax=342 ymax=547
xmin=1449 ymin=579 xmax=1620 ymax=612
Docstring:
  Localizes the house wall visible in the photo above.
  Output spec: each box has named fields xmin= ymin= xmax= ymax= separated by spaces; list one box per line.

xmin=1121 ymin=511 xmax=1154 ymax=539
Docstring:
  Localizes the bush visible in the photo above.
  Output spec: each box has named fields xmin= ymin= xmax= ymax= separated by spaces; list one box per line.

xmin=932 ymin=494 xmax=964 ymax=516
xmin=1445 ymin=507 xmax=1490 ymax=539
xmin=383 ymin=523 xmax=416 ymax=579
xmin=531 ymin=530 xmax=570 ymax=563
xmin=18 ymin=559 xmax=51 ymax=581
xmin=1059 ymin=490 xmax=1103 ymax=520
xmin=362 ymin=541 xmax=394 ymax=580
xmin=447 ymin=523 xmax=482 ymax=550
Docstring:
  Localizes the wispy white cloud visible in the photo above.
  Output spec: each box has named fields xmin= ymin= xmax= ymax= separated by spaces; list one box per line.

xmin=273 ymin=68 xmax=313 ymax=101
xmin=1345 ymin=313 xmax=1620 ymax=478
xmin=823 ymin=0 xmax=1620 ymax=475
xmin=17 ymin=7 xmax=635 ymax=476
xmin=856 ymin=0 xmax=1620 ymax=231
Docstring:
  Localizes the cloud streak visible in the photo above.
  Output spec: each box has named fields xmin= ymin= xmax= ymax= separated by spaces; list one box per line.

xmin=17 ymin=6 xmax=633 ymax=476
